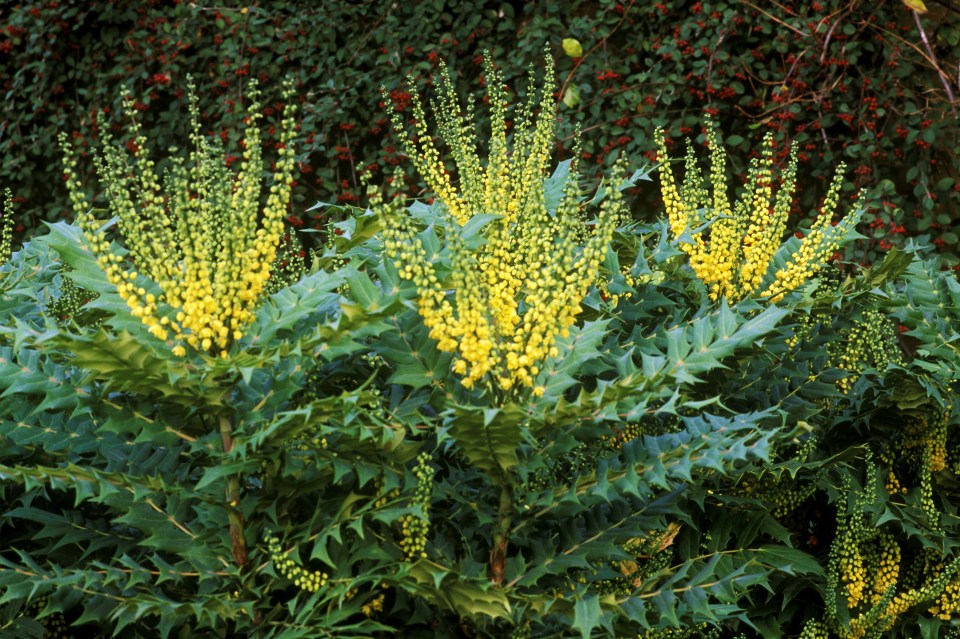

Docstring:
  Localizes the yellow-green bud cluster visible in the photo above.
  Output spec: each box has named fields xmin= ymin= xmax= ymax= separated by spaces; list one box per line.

xmin=594 ymin=524 xmax=679 ymax=597
xmin=918 ymin=456 xmax=941 ymax=530
xmin=17 ymin=598 xmax=69 ymax=639
xmin=655 ymin=118 xmax=862 ymax=303
xmin=60 ymin=79 xmax=298 ymax=358
xmin=265 ymin=534 xmax=329 ymax=593
xmin=361 ymin=591 xmax=386 ymax=617
xmin=637 ymin=623 xmax=719 ymax=639
xmin=510 ymin=623 xmax=533 ymax=639
xmin=737 ymin=437 xmax=817 ymax=518
xmin=45 ymin=266 xmax=100 ymax=327
xmin=605 ymin=422 xmax=644 ymax=450
xmin=598 ymin=264 xmax=641 ymax=308
xmin=798 ymin=620 xmax=830 ymax=639
xmin=786 ymin=313 xmax=816 ymax=350
xmin=379 ymin=52 xmax=623 ymax=396
xmin=828 ymin=309 xmax=902 ymax=394
xmin=399 ymin=452 xmax=434 ymax=561
xmin=0 ymin=188 xmax=13 ymax=264
xmin=265 ymin=230 xmax=307 ymax=296
xmin=373 ymin=473 xmax=401 ymax=509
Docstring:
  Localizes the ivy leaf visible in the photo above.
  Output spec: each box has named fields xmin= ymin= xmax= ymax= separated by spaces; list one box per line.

xmin=406 ymin=562 xmax=511 ymax=619
xmin=862 ymin=246 xmax=914 ymax=289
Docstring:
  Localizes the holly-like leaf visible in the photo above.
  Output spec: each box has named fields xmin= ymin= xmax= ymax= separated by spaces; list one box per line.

xmin=442 ymin=403 xmax=526 ymax=485
xmin=53 ymin=329 xmax=228 ymax=406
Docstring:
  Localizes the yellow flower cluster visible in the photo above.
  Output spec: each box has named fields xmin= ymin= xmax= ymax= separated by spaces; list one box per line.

xmin=824 ymin=466 xmax=960 ymax=637
xmin=379 ymin=53 xmax=623 ymax=396
xmin=265 ymin=534 xmax=329 ymax=593
xmin=836 ymin=517 xmax=868 ymax=609
xmin=604 ymin=422 xmax=644 ymax=450
xmin=656 ymin=119 xmax=863 ymax=303
xmin=60 ymin=80 xmax=297 ymax=358
xmin=361 ymin=591 xmax=386 ymax=617
xmin=834 ymin=524 xmax=909 ymax=635
xmin=929 ymin=570 xmax=960 ymax=620
xmin=902 ymin=411 xmax=948 ymax=472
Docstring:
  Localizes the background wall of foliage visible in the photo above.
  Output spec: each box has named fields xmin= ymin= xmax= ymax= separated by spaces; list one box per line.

xmin=2 ymin=0 xmax=959 ymax=264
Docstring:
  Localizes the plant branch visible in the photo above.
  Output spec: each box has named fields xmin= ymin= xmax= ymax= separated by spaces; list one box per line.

xmin=739 ymin=0 xmax=810 ymax=37
xmin=488 ymin=480 xmax=514 ymax=585
xmin=219 ymin=413 xmax=249 ymax=569
xmin=912 ymin=9 xmax=958 ymax=116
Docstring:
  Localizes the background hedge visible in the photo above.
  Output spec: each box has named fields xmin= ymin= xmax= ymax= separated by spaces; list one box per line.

xmin=1 ymin=0 xmax=959 ymax=263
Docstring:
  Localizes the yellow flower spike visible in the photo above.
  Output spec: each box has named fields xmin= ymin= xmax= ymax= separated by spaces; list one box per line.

xmin=656 ymin=120 xmax=862 ymax=304
xmin=379 ymin=52 xmax=624 ymax=398
xmin=60 ymin=78 xmax=298 ymax=356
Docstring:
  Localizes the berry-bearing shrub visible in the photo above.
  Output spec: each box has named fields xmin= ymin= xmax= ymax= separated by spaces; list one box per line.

xmin=656 ymin=119 xmax=863 ymax=303
xmin=377 ymin=53 xmax=626 ymax=399
xmin=59 ymin=80 xmax=298 ymax=358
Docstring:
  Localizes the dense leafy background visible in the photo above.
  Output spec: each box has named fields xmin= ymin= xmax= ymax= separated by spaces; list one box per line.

xmin=1 ymin=0 xmax=959 ymax=263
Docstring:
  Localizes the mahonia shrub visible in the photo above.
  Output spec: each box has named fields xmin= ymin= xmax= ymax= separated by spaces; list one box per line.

xmin=60 ymin=80 xmax=297 ymax=357
xmin=697 ymin=246 xmax=960 ymax=638
xmin=378 ymin=53 xmax=624 ymax=397
xmin=655 ymin=120 xmax=863 ymax=303
xmin=4 ymin=42 xmax=960 ymax=639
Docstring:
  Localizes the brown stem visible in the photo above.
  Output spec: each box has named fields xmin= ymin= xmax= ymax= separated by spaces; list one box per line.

xmin=488 ymin=481 xmax=514 ymax=585
xmin=913 ymin=9 xmax=958 ymax=116
xmin=220 ymin=414 xmax=248 ymax=569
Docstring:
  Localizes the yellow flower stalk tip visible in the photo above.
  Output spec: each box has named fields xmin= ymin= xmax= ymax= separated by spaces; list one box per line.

xmin=656 ymin=117 xmax=864 ymax=303
xmin=378 ymin=52 xmax=625 ymax=396
xmin=60 ymin=79 xmax=298 ymax=356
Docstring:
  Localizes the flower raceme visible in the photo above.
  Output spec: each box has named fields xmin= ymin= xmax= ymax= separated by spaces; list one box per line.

xmin=0 ymin=189 xmax=13 ymax=264
xmin=656 ymin=119 xmax=863 ymax=303
xmin=60 ymin=80 xmax=297 ymax=358
xmin=378 ymin=53 xmax=624 ymax=397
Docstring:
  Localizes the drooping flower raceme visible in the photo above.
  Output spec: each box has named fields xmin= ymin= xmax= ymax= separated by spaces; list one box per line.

xmin=378 ymin=54 xmax=623 ymax=396
xmin=656 ymin=119 xmax=863 ymax=303
xmin=61 ymin=80 xmax=297 ymax=357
